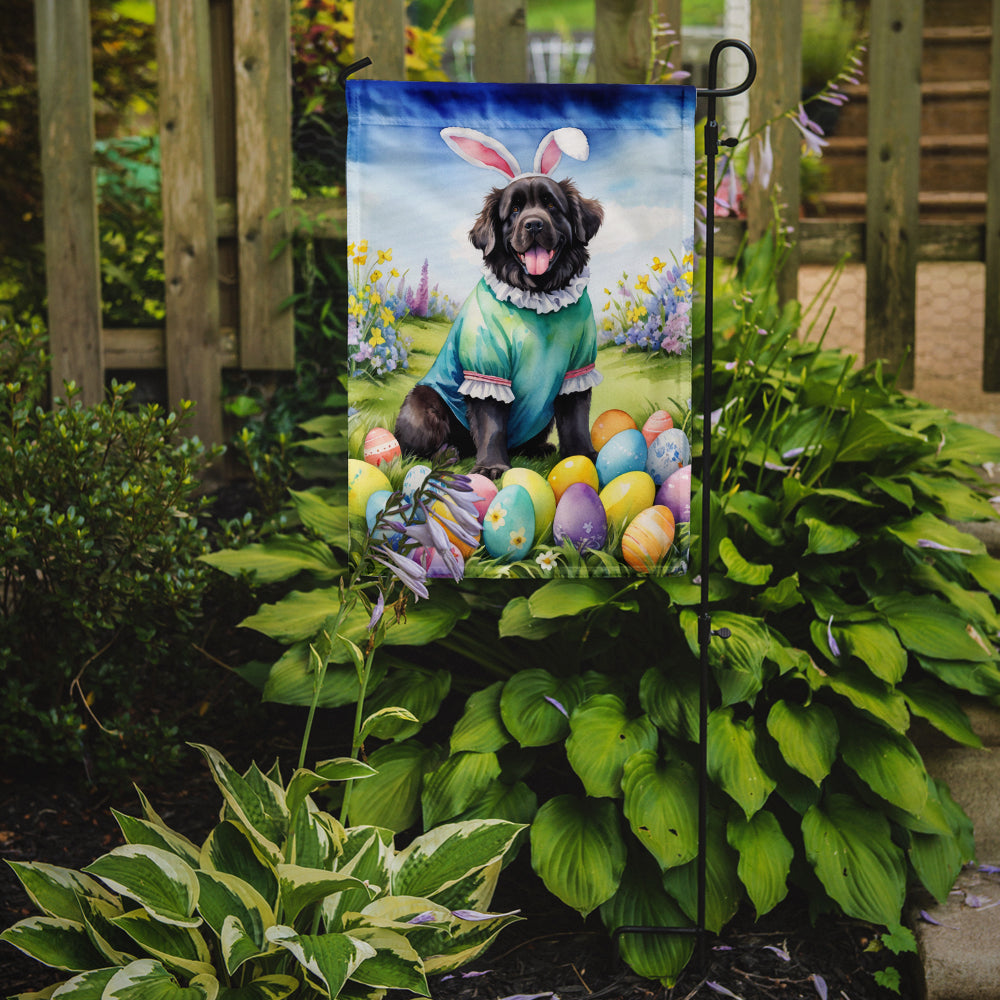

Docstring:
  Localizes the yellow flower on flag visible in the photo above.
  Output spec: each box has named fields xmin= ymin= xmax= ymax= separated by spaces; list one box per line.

xmin=651 ymin=256 xmax=666 ymax=272
xmin=636 ymin=274 xmax=651 ymax=294
xmin=377 ymin=248 xmax=393 ymax=263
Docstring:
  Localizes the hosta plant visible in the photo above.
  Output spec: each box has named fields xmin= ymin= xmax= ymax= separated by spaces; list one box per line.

xmin=1 ymin=744 xmax=523 ymax=999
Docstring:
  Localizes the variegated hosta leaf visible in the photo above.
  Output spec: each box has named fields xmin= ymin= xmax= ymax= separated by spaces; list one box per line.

xmin=706 ymin=707 xmax=776 ymax=819
xmin=195 ymin=871 xmax=274 ymax=974
xmin=288 ymin=802 xmax=343 ymax=870
xmin=43 ymin=966 xmax=118 ymax=997
xmin=323 ymin=829 xmax=393 ymax=931
xmin=265 ymin=925 xmax=375 ymax=998
xmin=421 ymin=907 xmax=522 ymax=975
xmin=347 ymin=740 xmax=442 ymax=833
xmin=621 ymin=751 xmax=699 ymax=871
xmin=727 ymin=810 xmax=793 ymax=918
xmin=78 ymin=894 xmax=136 ymax=966
xmin=200 ymin=822 xmax=278 ymax=910
xmin=102 ymin=958 xmax=218 ymax=999
xmin=424 ymin=859 xmax=501 ymax=915
xmin=276 ymin=864 xmax=375 ymax=925
xmin=450 ymin=681 xmax=511 ymax=754
xmin=499 ymin=669 xmax=585 ymax=747
xmin=838 ymin=718 xmax=929 ymax=817
xmin=214 ymin=974 xmax=300 ymax=1000
xmin=529 ymin=795 xmax=626 ymax=917
xmin=391 ymin=820 xmax=524 ymax=901
xmin=83 ymin=846 xmax=200 ymax=928
xmin=765 ymin=700 xmax=838 ymax=786
xmin=344 ymin=926 xmax=429 ymax=995
xmin=802 ymin=793 xmax=906 ymax=926
xmin=566 ymin=695 xmax=658 ymax=799
xmin=599 ymin=853 xmax=694 ymax=987
xmin=420 ymin=751 xmax=501 ymax=829
xmin=0 ymin=916 xmax=107 ymax=971
xmin=110 ymin=908 xmax=214 ymax=978
xmin=4 ymin=861 xmax=118 ymax=922
xmin=112 ymin=810 xmax=201 ymax=868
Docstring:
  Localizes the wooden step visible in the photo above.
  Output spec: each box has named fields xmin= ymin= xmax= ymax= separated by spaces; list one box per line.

xmin=922 ymin=0 xmax=992 ymax=28
xmin=922 ymin=25 xmax=993 ymax=83
xmin=833 ymin=80 xmax=991 ymax=137
xmin=813 ymin=189 xmax=987 ymax=222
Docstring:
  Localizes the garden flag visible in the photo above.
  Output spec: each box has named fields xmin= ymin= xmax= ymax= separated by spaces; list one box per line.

xmin=346 ymin=81 xmax=696 ymax=578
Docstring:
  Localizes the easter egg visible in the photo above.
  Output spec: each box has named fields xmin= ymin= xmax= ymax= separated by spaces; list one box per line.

xmin=412 ymin=544 xmax=464 ymax=579
xmin=599 ymin=471 xmax=656 ymax=529
xmin=465 ymin=472 xmax=499 ymax=523
xmin=402 ymin=464 xmax=432 ymax=502
xmin=365 ymin=489 xmax=394 ymax=533
xmin=591 ymin=409 xmax=637 ymax=452
xmin=502 ymin=467 xmax=556 ymax=540
xmin=622 ymin=505 xmax=676 ymax=573
xmin=483 ymin=484 xmax=535 ymax=562
xmin=553 ymin=482 xmax=608 ymax=552
xmin=656 ymin=464 xmax=691 ymax=524
xmin=641 ymin=409 xmax=674 ymax=445
xmin=547 ymin=454 xmax=599 ymax=502
xmin=363 ymin=426 xmax=401 ymax=467
xmin=429 ymin=499 xmax=480 ymax=558
xmin=348 ymin=459 xmax=392 ymax=521
xmin=645 ymin=428 xmax=692 ymax=486
xmin=596 ymin=428 xmax=648 ymax=488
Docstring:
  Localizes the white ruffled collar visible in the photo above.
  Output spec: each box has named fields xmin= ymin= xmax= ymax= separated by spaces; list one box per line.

xmin=483 ymin=267 xmax=590 ymax=314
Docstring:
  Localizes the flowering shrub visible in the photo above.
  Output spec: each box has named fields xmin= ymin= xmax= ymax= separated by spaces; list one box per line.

xmin=599 ymin=250 xmax=694 ymax=354
xmin=347 ymin=242 xmax=412 ymax=379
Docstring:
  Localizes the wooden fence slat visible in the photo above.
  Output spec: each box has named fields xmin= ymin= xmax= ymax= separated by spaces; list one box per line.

xmin=594 ymin=0 xmax=666 ymax=84
xmin=233 ymin=0 xmax=294 ymax=369
xmin=157 ymin=0 xmax=223 ymax=445
xmin=354 ymin=0 xmax=407 ymax=80
xmin=34 ymin=0 xmax=103 ymax=405
xmin=746 ymin=0 xmax=801 ymax=305
xmin=473 ymin=0 xmax=526 ymax=82
xmin=983 ymin=0 xmax=1000 ymax=389
xmin=864 ymin=0 xmax=923 ymax=390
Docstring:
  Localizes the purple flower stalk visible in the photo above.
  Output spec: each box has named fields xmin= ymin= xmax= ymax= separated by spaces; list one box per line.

xmin=372 ymin=544 xmax=429 ymax=600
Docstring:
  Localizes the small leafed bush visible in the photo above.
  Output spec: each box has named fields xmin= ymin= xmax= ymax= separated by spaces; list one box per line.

xmin=0 ymin=317 xmax=219 ymax=783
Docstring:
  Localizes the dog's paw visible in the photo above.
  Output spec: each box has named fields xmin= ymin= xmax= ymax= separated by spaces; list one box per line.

xmin=472 ymin=462 xmax=510 ymax=481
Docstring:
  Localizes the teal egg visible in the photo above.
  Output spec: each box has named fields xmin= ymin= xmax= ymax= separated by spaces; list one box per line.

xmin=645 ymin=428 xmax=692 ymax=486
xmin=366 ymin=489 xmax=405 ymax=547
xmin=596 ymin=428 xmax=648 ymax=488
xmin=483 ymin=484 xmax=535 ymax=562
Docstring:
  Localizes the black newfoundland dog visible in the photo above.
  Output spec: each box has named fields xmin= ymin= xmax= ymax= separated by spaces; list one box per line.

xmin=395 ymin=127 xmax=604 ymax=480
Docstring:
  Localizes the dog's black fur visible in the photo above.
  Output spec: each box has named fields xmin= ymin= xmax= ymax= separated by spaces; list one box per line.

xmin=395 ymin=174 xmax=603 ymax=480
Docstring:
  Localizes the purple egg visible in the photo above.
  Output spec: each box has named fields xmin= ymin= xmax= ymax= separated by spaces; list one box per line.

xmin=553 ymin=482 xmax=608 ymax=552
xmin=655 ymin=464 xmax=691 ymax=524
xmin=411 ymin=544 xmax=464 ymax=578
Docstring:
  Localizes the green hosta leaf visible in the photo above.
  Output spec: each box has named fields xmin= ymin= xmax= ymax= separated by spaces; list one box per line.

xmin=265 ymin=926 xmax=375 ymax=997
xmin=765 ymin=700 xmax=838 ymax=786
xmin=906 ymin=472 xmax=998 ymax=521
xmin=724 ymin=490 xmax=784 ymax=545
xmin=707 ymin=708 xmax=776 ymax=818
xmin=802 ymin=793 xmax=906 ymax=926
xmin=195 ymin=871 xmax=273 ymax=974
xmin=393 ymin=820 xmax=524 ymax=901
xmin=216 ymin=975 xmax=299 ymax=1000
xmin=83 ymin=846 xmax=200 ymax=928
xmin=347 ymin=740 xmax=442 ymax=832
xmin=346 ymin=926 xmax=428 ymax=994
xmin=803 ymin=517 xmax=859 ymax=556
xmin=277 ymin=865 xmax=374 ymax=925
xmin=103 ymin=959 xmax=218 ymax=999
xmin=530 ymin=795 xmax=626 ymax=917
xmin=4 ymin=862 xmax=118 ymax=922
xmin=112 ymin=812 xmax=201 ymax=868
xmin=360 ymin=706 xmax=421 ymax=742
xmin=834 ymin=409 xmax=927 ymax=463
xmin=288 ymin=488 xmax=349 ymax=544
xmin=911 ymin=562 xmax=1000 ymax=633
xmin=111 ymin=908 xmax=214 ymax=978
xmin=499 ymin=670 xmax=585 ymax=747
xmin=498 ymin=596 xmax=565 ymax=639
xmin=875 ymin=594 xmax=995 ymax=662
xmin=526 ymin=579 xmax=618 ymax=618
xmin=261 ymin=643 xmax=385 ymax=708
xmin=936 ymin=420 xmax=1000 ymax=464
xmin=909 ymin=827 xmax=966 ymax=905
xmin=886 ymin=512 xmax=985 ymax=556
xmin=727 ymin=811 xmax=793 ymax=918
xmin=200 ymin=822 xmax=278 ymax=910
xmin=901 ymin=680 xmax=982 ymax=748
xmin=200 ymin=535 xmax=341 ymax=583
xmin=285 ymin=760 xmax=376 ymax=823
xmin=916 ymin=655 xmax=1000 ymax=697
xmin=680 ymin=610 xmax=770 ymax=706
xmin=833 ymin=621 xmax=907 ymax=684
xmin=755 ymin=573 xmax=805 ymax=614
xmin=0 ymin=916 xmax=107 ymax=971
xmin=362 ymin=667 xmax=451 ymax=740
xmin=839 ymin=718 xmax=929 ymax=817
xmin=453 ymin=779 xmax=538 ymax=827
xmin=967 ymin=552 xmax=1000 ymax=597
xmin=599 ymin=853 xmax=694 ymax=987
xmin=639 ymin=665 xmax=699 ymax=742
xmin=811 ymin=662 xmax=910 ymax=732
xmin=566 ymin=695 xmax=658 ymax=798
xmin=421 ymin=751 xmax=502 ymax=828
xmin=621 ymin=751 xmax=699 ymax=871
xmin=718 ymin=537 xmax=772 ymax=585
xmin=450 ymin=682 xmax=511 ymax=754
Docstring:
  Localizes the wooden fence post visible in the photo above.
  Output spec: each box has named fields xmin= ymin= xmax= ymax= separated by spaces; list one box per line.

xmin=746 ymin=0 xmax=801 ymax=305
xmin=34 ymin=0 xmax=104 ymax=405
xmin=864 ymin=0 xmax=923 ymax=389
xmin=594 ymin=0 xmax=666 ymax=84
xmin=474 ymin=0 xmax=527 ymax=82
xmin=983 ymin=0 xmax=1000 ymax=390
xmin=354 ymin=0 xmax=407 ymax=80
xmin=233 ymin=0 xmax=294 ymax=370
xmin=157 ymin=0 xmax=223 ymax=445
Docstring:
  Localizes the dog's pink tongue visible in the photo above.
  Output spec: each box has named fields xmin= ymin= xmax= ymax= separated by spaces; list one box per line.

xmin=524 ymin=247 xmax=550 ymax=276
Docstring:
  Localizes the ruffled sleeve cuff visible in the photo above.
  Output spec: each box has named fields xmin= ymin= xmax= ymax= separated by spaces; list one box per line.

xmin=458 ymin=371 xmax=516 ymax=404
xmin=559 ymin=363 xmax=603 ymax=394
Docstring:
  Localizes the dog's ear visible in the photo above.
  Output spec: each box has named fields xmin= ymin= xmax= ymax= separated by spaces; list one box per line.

xmin=470 ymin=188 xmax=502 ymax=256
xmin=561 ymin=180 xmax=604 ymax=244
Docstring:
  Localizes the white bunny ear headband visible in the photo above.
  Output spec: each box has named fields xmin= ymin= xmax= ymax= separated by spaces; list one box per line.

xmin=440 ymin=126 xmax=590 ymax=182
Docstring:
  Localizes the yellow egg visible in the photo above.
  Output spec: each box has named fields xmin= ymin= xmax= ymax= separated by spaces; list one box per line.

xmin=641 ymin=409 xmax=674 ymax=445
xmin=599 ymin=471 xmax=656 ymax=529
xmin=622 ymin=505 xmax=676 ymax=573
xmin=430 ymin=499 xmax=480 ymax=558
xmin=547 ymin=455 xmax=600 ymax=503
xmin=348 ymin=458 xmax=392 ymax=521
xmin=501 ymin=467 xmax=556 ymax=541
xmin=591 ymin=409 xmax=637 ymax=452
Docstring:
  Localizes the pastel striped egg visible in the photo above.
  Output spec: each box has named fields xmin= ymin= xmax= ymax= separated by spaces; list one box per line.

xmin=622 ymin=505 xmax=676 ymax=573
xmin=641 ymin=409 xmax=674 ymax=445
xmin=363 ymin=426 xmax=401 ymax=467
